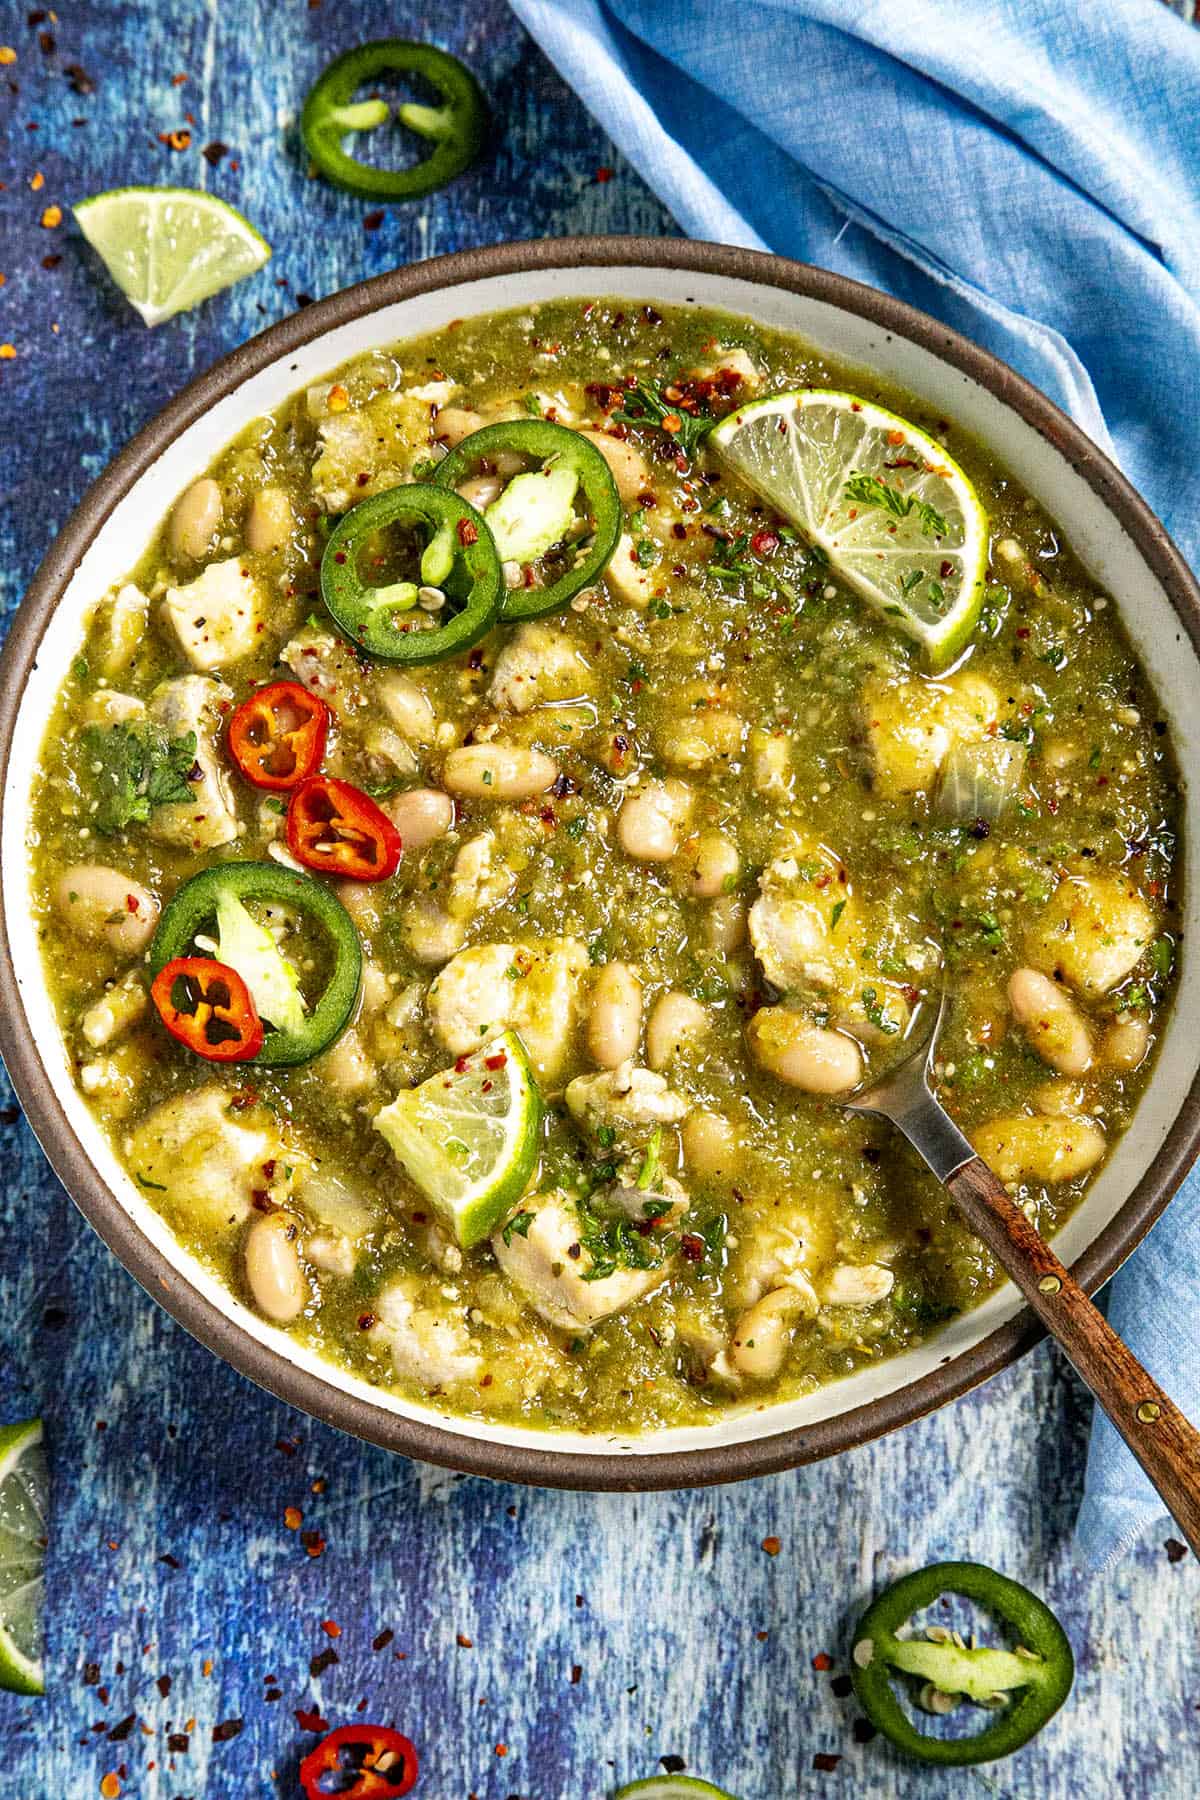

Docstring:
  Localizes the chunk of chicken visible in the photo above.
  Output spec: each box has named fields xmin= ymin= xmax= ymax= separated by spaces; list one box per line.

xmin=146 ymin=674 xmax=240 ymax=849
xmin=862 ymin=669 xmax=997 ymax=800
xmin=488 ymin=620 xmax=592 ymax=714
xmin=161 ymin=558 xmax=265 ymax=672
xmin=565 ymin=1060 xmax=689 ymax=1155
xmin=125 ymin=1087 xmax=285 ymax=1234
xmin=281 ymin=622 xmax=367 ymax=713
xmin=426 ymin=938 xmax=589 ymax=1083
xmin=367 ymin=1276 xmax=483 ymax=1391
xmin=1025 ymin=870 xmax=1157 ymax=997
xmin=310 ymin=380 xmax=459 ymax=511
xmin=748 ymin=848 xmax=908 ymax=1037
xmin=402 ymin=830 xmax=517 ymax=967
xmin=80 ymin=971 xmax=147 ymax=1049
xmin=604 ymin=532 xmax=655 ymax=608
xmin=492 ymin=1191 xmax=672 ymax=1331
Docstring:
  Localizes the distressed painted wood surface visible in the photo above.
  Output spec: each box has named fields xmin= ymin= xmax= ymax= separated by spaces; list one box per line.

xmin=0 ymin=3 xmax=1198 ymax=1795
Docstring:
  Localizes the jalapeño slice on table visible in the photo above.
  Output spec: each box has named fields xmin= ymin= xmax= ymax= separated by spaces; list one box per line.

xmin=320 ymin=483 xmax=502 ymax=663
xmin=849 ymin=1561 xmax=1074 ymax=1766
xmin=150 ymin=863 xmax=362 ymax=1068
xmin=301 ymin=38 xmax=488 ymax=201
xmin=433 ymin=419 xmax=622 ymax=620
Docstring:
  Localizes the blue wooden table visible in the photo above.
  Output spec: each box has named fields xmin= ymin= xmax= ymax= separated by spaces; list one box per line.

xmin=0 ymin=4 xmax=1197 ymax=1795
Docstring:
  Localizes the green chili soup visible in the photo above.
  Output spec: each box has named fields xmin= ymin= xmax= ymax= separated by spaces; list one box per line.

xmin=28 ymin=299 xmax=1180 ymax=1431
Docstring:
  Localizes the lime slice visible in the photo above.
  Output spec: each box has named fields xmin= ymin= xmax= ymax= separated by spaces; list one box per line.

xmin=73 ymin=187 xmax=271 ymax=327
xmin=711 ymin=389 xmax=988 ymax=669
xmin=0 ymin=1419 xmax=47 ymax=1696
xmin=615 ymin=1781 xmax=738 ymax=1800
xmin=373 ymin=1030 xmax=543 ymax=1248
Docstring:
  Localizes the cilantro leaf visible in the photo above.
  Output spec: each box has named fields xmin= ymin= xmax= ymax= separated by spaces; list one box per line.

xmin=843 ymin=471 xmax=948 ymax=539
xmin=81 ymin=722 xmax=199 ymax=835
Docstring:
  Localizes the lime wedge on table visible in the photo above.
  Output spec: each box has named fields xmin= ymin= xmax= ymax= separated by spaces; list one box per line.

xmin=615 ymin=1781 xmax=738 ymax=1799
xmin=74 ymin=187 xmax=271 ymax=327
xmin=373 ymin=1030 xmax=543 ymax=1249
xmin=0 ymin=1419 xmax=47 ymax=1696
xmin=710 ymin=389 xmax=989 ymax=669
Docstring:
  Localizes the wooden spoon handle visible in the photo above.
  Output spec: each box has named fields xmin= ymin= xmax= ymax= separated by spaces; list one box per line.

xmin=947 ymin=1155 xmax=1200 ymax=1557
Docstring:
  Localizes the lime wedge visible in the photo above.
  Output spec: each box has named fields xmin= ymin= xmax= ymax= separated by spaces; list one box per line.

xmin=74 ymin=187 xmax=271 ymax=327
xmin=711 ymin=389 xmax=989 ymax=669
xmin=0 ymin=1419 xmax=47 ymax=1696
xmin=373 ymin=1030 xmax=543 ymax=1248
xmin=615 ymin=1781 xmax=738 ymax=1799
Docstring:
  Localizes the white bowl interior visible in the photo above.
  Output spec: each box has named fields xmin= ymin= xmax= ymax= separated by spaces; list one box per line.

xmin=7 ymin=261 xmax=1199 ymax=1460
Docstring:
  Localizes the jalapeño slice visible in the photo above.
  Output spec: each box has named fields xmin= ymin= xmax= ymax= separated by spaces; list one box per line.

xmin=433 ymin=419 xmax=621 ymax=620
xmin=301 ymin=39 xmax=488 ymax=201
xmin=150 ymin=863 xmax=362 ymax=1068
xmin=850 ymin=1561 xmax=1074 ymax=1766
xmin=320 ymin=483 xmax=502 ymax=664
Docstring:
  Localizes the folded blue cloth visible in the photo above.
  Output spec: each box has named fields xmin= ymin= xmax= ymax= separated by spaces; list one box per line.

xmin=510 ymin=0 xmax=1200 ymax=1565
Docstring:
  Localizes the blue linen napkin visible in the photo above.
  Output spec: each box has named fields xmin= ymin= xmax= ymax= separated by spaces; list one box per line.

xmin=509 ymin=0 xmax=1200 ymax=1565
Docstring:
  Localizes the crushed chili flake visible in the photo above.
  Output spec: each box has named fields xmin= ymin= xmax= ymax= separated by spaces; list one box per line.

xmin=39 ymin=203 xmax=62 ymax=228
xmin=167 ymin=1731 xmax=189 ymax=1754
xmin=212 ymin=1718 xmax=243 ymax=1744
xmin=660 ymin=1755 xmax=686 ymax=1774
xmin=1165 ymin=1537 xmax=1188 ymax=1563
xmin=156 ymin=1674 xmax=172 ymax=1699
xmin=457 ymin=1633 xmax=474 ymax=1648
xmin=301 ymin=1528 xmax=326 ymax=1558
xmin=363 ymin=209 xmax=385 ymax=231
xmin=813 ymin=1752 xmax=841 ymax=1772
xmin=310 ymin=1647 xmax=338 ymax=1677
xmin=495 ymin=1743 xmax=508 ymax=1757
xmin=830 ymin=1674 xmax=853 ymax=1699
xmin=761 ymin=1535 xmax=782 ymax=1556
xmin=852 ymin=1717 xmax=878 ymax=1744
xmin=83 ymin=1662 xmax=101 ymax=1686
xmin=30 ymin=169 xmax=44 ymax=190
xmin=295 ymin=1706 xmax=329 ymax=1733
xmin=570 ymin=1664 xmax=582 ymax=1684
xmin=158 ymin=1552 xmax=180 ymax=1570
xmin=0 ymin=48 xmax=16 ymax=66
xmin=0 ymin=345 xmax=18 ymax=360
xmin=373 ymin=1629 xmax=394 ymax=1652
xmin=458 ymin=518 xmax=479 ymax=547
xmin=320 ymin=1619 xmax=342 ymax=1638
xmin=107 ymin=1714 xmax=136 ymax=1743
xmin=811 ymin=1651 xmax=832 ymax=1671
xmin=201 ymin=140 xmax=228 ymax=166
xmin=99 ymin=1776 xmax=121 ymax=1799
xmin=594 ymin=166 xmax=613 ymax=182
xmin=283 ymin=1506 xmax=303 ymax=1530
xmin=158 ymin=128 xmax=192 ymax=152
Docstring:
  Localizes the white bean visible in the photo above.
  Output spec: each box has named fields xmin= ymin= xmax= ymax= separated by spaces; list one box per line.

xmin=747 ymin=1007 xmax=863 ymax=1094
xmin=244 ymin=1212 xmax=308 ymax=1322
xmin=376 ymin=670 xmax=437 ymax=742
xmin=442 ymin=743 xmax=558 ymax=801
xmin=617 ymin=778 xmax=693 ymax=862
xmin=647 ymin=991 xmax=708 ymax=1071
xmin=456 ymin=472 xmax=504 ymax=511
xmin=706 ymin=894 xmax=747 ymax=953
xmin=170 ymin=477 xmax=222 ymax=561
xmin=588 ymin=962 xmax=643 ymax=1069
xmin=729 ymin=1278 xmax=819 ymax=1379
xmin=972 ymin=1113 xmax=1106 ymax=1184
xmin=681 ymin=1110 xmax=738 ymax=1181
xmin=683 ymin=829 xmax=739 ymax=899
xmin=53 ymin=865 xmax=159 ymax=956
xmin=244 ymin=485 xmax=293 ymax=554
xmin=435 ymin=405 xmax=485 ymax=447
xmin=576 ymin=429 xmax=653 ymax=504
xmin=384 ymin=786 xmax=454 ymax=851
xmin=1103 ymin=1014 xmax=1150 ymax=1072
xmin=1008 ymin=966 xmax=1092 ymax=1076
xmin=819 ymin=1262 xmax=894 ymax=1306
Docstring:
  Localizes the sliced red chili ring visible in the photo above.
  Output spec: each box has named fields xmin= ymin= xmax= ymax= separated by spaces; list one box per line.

xmin=299 ymin=1723 xmax=418 ymax=1798
xmin=227 ymin=680 xmax=330 ymax=791
xmin=150 ymin=957 xmax=264 ymax=1063
xmin=287 ymin=775 xmax=402 ymax=882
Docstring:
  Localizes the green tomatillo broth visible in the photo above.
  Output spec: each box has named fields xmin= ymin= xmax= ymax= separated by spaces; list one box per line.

xmin=27 ymin=299 xmax=1180 ymax=1432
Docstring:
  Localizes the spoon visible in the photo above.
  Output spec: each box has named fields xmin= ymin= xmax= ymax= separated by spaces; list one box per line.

xmin=844 ymin=995 xmax=1200 ymax=1557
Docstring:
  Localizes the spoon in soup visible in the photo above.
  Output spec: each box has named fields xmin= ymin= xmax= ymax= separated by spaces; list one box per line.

xmin=843 ymin=993 xmax=1200 ymax=1557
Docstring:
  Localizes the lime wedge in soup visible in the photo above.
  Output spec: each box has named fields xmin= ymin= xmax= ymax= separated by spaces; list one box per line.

xmin=710 ymin=388 xmax=989 ymax=669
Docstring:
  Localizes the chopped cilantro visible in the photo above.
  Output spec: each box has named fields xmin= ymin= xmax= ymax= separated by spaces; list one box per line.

xmin=843 ymin=471 xmax=948 ymax=538
xmin=80 ymin=721 xmax=199 ymax=836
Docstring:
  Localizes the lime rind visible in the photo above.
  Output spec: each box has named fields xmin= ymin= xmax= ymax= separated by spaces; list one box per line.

xmin=711 ymin=388 xmax=988 ymax=669
xmin=74 ymin=187 xmax=271 ymax=327
xmin=615 ymin=1780 xmax=738 ymax=1800
xmin=0 ymin=1419 xmax=46 ymax=1696
xmin=373 ymin=1030 xmax=542 ymax=1248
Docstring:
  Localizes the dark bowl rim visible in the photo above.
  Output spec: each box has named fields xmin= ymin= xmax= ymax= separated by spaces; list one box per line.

xmin=2 ymin=234 xmax=1198 ymax=1493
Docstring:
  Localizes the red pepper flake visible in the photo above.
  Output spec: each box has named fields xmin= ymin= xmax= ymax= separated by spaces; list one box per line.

xmin=761 ymin=1536 xmax=782 ymax=1556
xmin=363 ymin=209 xmax=385 ymax=231
xmin=107 ymin=1714 xmax=136 ymax=1743
xmin=201 ymin=140 xmax=228 ymax=166
xmin=680 ymin=1233 xmax=704 ymax=1263
xmin=484 ymin=1051 xmax=508 ymax=1070
xmin=320 ymin=1619 xmax=342 ymax=1639
xmin=852 ymin=1717 xmax=878 ymax=1744
xmin=373 ymin=1628 xmax=395 ymax=1651
xmin=283 ymin=1506 xmax=303 ymax=1531
xmin=495 ymin=1743 xmax=508 ymax=1757
xmin=458 ymin=518 xmax=479 ymax=547
xmin=811 ymin=1651 xmax=832 ymax=1672
xmin=167 ymin=1731 xmax=189 ymax=1753
xmin=156 ymin=1674 xmax=172 ymax=1699
xmin=830 ymin=1673 xmax=853 ymax=1698
xmin=594 ymin=166 xmax=613 ymax=183
xmin=813 ymin=1752 xmax=841 ymax=1772
xmin=171 ymin=72 xmax=188 ymax=86
xmin=100 ymin=1776 xmax=121 ymax=1799
xmin=309 ymin=1647 xmax=338 ymax=1677
xmin=158 ymin=129 xmax=192 ymax=152
xmin=301 ymin=1528 xmax=326 ymax=1558
xmin=40 ymin=203 xmax=62 ymax=228
xmin=457 ymin=1633 xmax=474 ymax=1648
xmin=1165 ymin=1537 xmax=1188 ymax=1563
xmin=750 ymin=529 xmax=779 ymax=556
xmin=212 ymin=1717 xmax=243 ymax=1744
xmin=570 ymin=1664 xmax=582 ymax=1684
xmin=295 ymin=1706 xmax=329 ymax=1733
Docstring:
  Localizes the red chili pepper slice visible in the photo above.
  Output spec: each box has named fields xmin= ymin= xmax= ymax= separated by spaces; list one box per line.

xmin=227 ymin=680 xmax=330 ymax=791
xmin=299 ymin=1724 xmax=418 ymax=1798
xmin=286 ymin=776 xmax=402 ymax=882
xmin=150 ymin=957 xmax=264 ymax=1063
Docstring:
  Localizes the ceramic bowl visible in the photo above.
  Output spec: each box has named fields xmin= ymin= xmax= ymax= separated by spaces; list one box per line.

xmin=3 ymin=238 xmax=1198 ymax=1490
